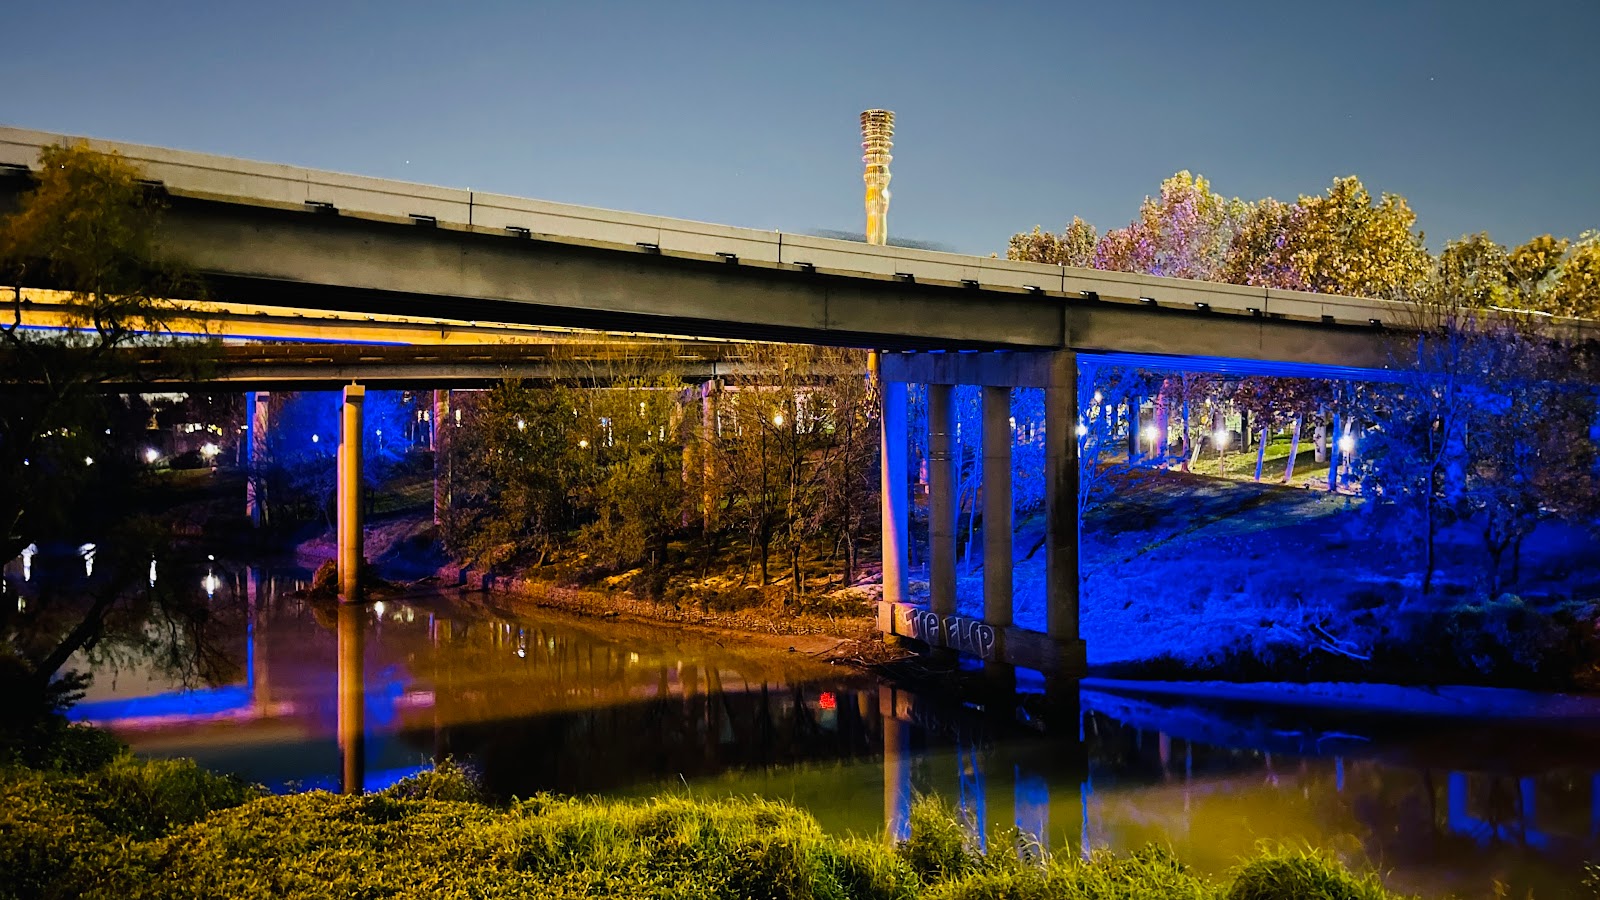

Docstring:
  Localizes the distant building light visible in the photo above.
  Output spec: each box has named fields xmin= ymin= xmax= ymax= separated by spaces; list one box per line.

xmin=84 ymin=456 xmax=94 ymax=466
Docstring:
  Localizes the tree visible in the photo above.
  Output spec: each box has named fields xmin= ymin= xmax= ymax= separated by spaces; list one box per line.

xmin=1007 ymin=217 xmax=1097 ymax=267
xmin=1288 ymin=176 xmax=1431 ymax=300
xmin=1091 ymin=172 xmax=1248 ymax=280
xmin=1542 ymin=232 xmax=1600 ymax=319
xmin=0 ymin=142 xmax=215 ymax=718
xmin=1506 ymin=234 xmax=1570 ymax=306
xmin=1436 ymin=232 xmax=1511 ymax=308
xmin=1222 ymin=198 xmax=1305 ymax=289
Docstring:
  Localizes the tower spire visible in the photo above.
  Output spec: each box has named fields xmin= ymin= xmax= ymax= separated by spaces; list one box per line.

xmin=860 ymin=110 xmax=894 ymax=246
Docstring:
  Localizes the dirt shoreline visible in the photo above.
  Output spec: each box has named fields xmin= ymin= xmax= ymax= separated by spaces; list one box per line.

xmin=428 ymin=564 xmax=908 ymax=667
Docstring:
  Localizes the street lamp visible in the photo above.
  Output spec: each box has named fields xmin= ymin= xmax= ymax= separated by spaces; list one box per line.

xmin=144 ymin=448 xmax=161 ymax=464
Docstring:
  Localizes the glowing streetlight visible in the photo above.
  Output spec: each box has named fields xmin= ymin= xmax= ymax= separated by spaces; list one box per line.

xmin=515 ymin=419 xmax=525 ymax=431
xmin=773 ymin=413 xmax=785 ymax=427
xmin=79 ymin=543 xmax=96 ymax=577
xmin=200 ymin=443 xmax=220 ymax=459
xmin=1142 ymin=426 xmax=1159 ymax=444
xmin=311 ymin=434 xmax=320 ymax=444
xmin=1214 ymin=429 xmax=1230 ymax=450
xmin=144 ymin=448 xmax=161 ymax=464
xmin=578 ymin=438 xmax=590 ymax=449
xmin=202 ymin=570 xmax=220 ymax=599
xmin=374 ymin=601 xmax=386 ymax=617
xmin=1338 ymin=435 xmax=1356 ymax=455
xmin=1075 ymin=423 xmax=1088 ymax=437
xmin=84 ymin=456 xmax=94 ymax=466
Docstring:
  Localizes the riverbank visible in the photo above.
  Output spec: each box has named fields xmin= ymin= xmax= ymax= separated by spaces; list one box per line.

xmin=0 ymin=739 xmax=1428 ymax=900
xmin=292 ymin=467 xmax=1600 ymax=692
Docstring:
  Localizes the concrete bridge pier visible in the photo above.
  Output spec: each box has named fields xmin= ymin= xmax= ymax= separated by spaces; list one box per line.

xmin=338 ymin=383 xmax=365 ymax=601
xmin=879 ymin=379 xmax=910 ymax=611
xmin=432 ymin=390 xmax=450 ymax=526
xmin=245 ymin=391 xmax=270 ymax=526
xmin=877 ymin=350 xmax=1084 ymax=676
xmin=927 ymin=384 xmax=958 ymax=623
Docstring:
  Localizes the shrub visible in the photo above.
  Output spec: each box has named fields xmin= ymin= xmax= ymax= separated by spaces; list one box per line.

xmin=1226 ymin=848 xmax=1395 ymax=900
xmin=0 ymin=751 xmax=1418 ymax=900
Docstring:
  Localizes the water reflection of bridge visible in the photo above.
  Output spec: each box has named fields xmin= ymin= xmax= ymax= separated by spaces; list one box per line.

xmin=54 ymin=563 xmax=1600 ymax=895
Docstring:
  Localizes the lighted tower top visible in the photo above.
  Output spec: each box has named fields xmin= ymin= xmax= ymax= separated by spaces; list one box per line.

xmin=860 ymin=109 xmax=894 ymax=247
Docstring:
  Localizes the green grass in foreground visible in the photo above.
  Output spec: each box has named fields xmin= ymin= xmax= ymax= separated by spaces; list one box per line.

xmin=1 ymin=733 xmax=1413 ymax=900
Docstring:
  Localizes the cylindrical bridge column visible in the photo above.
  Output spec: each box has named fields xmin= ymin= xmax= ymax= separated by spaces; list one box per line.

xmin=879 ymin=378 xmax=910 ymax=612
xmin=246 ymin=391 xmax=270 ymax=526
xmin=1044 ymin=352 xmax=1085 ymax=672
xmin=928 ymin=383 xmax=958 ymax=620
xmin=338 ymin=384 xmax=366 ymax=602
xmin=982 ymin=386 xmax=1013 ymax=629
xmin=432 ymin=389 xmax=450 ymax=527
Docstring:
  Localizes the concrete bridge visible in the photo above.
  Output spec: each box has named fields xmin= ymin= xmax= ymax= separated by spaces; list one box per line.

xmin=3 ymin=124 xmax=1577 ymax=677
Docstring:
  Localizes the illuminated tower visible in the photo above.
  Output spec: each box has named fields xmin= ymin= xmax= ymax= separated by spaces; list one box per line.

xmin=861 ymin=109 xmax=894 ymax=246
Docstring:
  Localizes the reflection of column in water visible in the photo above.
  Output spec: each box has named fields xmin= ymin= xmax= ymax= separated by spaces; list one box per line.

xmin=1044 ymin=676 xmax=1087 ymax=855
xmin=881 ymin=685 xmax=911 ymax=842
xmin=1014 ymin=764 xmax=1049 ymax=849
xmin=337 ymin=603 xmax=366 ymax=795
xmin=955 ymin=729 xmax=987 ymax=851
xmin=1184 ymin=742 xmax=1193 ymax=832
xmin=983 ymin=737 xmax=1015 ymax=855
xmin=1593 ymin=774 xmax=1600 ymax=840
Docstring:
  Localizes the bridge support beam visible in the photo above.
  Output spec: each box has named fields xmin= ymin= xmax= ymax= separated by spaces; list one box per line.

xmin=982 ymin=386 xmax=1013 ymax=632
xmin=876 ymin=350 xmax=1085 ymax=676
xmin=928 ymin=383 xmax=957 ymax=620
xmin=432 ymin=390 xmax=450 ymax=527
xmin=879 ymin=379 xmax=909 ymax=611
xmin=338 ymin=384 xmax=365 ymax=602
xmin=701 ymin=380 xmax=720 ymax=530
xmin=1044 ymin=351 xmax=1085 ymax=672
xmin=245 ymin=391 xmax=270 ymax=526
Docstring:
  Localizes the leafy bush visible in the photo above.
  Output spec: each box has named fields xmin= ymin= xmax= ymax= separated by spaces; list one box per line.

xmin=382 ymin=758 xmax=485 ymax=803
xmin=1226 ymin=848 xmax=1395 ymax=900
xmin=0 ymin=753 xmax=1421 ymax=900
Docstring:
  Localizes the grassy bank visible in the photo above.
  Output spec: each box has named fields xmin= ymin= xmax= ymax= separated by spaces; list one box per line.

xmin=1 ymin=734 xmax=1414 ymax=900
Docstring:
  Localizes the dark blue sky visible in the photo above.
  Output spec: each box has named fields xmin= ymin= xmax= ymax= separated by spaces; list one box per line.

xmin=3 ymin=1 xmax=1595 ymax=255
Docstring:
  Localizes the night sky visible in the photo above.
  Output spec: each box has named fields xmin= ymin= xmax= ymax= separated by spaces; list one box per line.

xmin=3 ymin=0 xmax=1595 ymax=255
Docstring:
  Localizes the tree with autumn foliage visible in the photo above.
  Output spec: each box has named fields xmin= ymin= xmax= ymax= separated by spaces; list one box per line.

xmin=1006 ymin=217 xmax=1096 ymax=267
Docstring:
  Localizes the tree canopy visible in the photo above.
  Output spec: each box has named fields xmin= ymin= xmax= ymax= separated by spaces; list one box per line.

xmin=1010 ymin=173 xmax=1597 ymax=315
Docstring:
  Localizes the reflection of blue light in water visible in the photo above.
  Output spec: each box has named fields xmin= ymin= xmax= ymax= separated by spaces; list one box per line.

xmin=1335 ymin=756 xmax=1344 ymax=793
xmin=71 ymin=684 xmax=253 ymax=722
xmin=955 ymin=738 xmax=987 ymax=851
xmin=1015 ymin=768 xmax=1049 ymax=844
xmin=364 ymin=665 xmax=406 ymax=730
